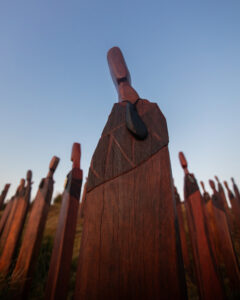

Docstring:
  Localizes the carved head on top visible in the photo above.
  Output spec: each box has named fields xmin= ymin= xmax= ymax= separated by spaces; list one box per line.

xmin=71 ymin=143 xmax=81 ymax=169
xmin=179 ymin=152 xmax=189 ymax=175
xmin=107 ymin=47 xmax=139 ymax=103
xmin=209 ymin=180 xmax=217 ymax=193
xmin=26 ymin=170 xmax=32 ymax=183
xmin=200 ymin=181 xmax=206 ymax=193
xmin=47 ymin=156 xmax=60 ymax=178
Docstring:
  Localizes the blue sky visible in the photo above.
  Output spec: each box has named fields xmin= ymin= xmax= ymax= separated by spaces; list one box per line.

xmin=0 ymin=0 xmax=239 ymax=201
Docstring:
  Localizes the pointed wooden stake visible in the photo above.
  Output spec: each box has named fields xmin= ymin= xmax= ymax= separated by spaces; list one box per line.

xmin=74 ymin=47 xmax=187 ymax=300
xmin=0 ymin=171 xmax=32 ymax=276
xmin=231 ymin=178 xmax=240 ymax=204
xmin=224 ymin=181 xmax=240 ymax=228
xmin=174 ymin=184 xmax=192 ymax=275
xmin=0 ymin=197 xmax=14 ymax=236
xmin=11 ymin=156 xmax=60 ymax=299
xmin=45 ymin=143 xmax=82 ymax=300
xmin=0 ymin=184 xmax=11 ymax=210
xmin=179 ymin=152 xmax=225 ymax=299
xmin=0 ymin=179 xmax=25 ymax=252
xmin=209 ymin=179 xmax=240 ymax=293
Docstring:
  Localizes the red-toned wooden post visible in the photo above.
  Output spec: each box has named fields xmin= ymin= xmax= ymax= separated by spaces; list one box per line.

xmin=78 ymin=177 xmax=87 ymax=219
xmin=0 ymin=170 xmax=32 ymax=276
xmin=0 ymin=179 xmax=25 ymax=252
xmin=209 ymin=180 xmax=240 ymax=294
xmin=174 ymin=185 xmax=191 ymax=274
xmin=0 ymin=184 xmax=10 ymax=210
xmin=231 ymin=178 xmax=240 ymax=205
xmin=45 ymin=143 xmax=82 ymax=300
xmin=0 ymin=197 xmax=14 ymax=236
xmin=179 ymin=152 xmax=225 ymax=299
xmin=215 ymin=176 xmax=232 ymax=221
xmin=200 ymin=181 xmax=220 ymax=264
xmin=11 ymin=156 xmax=59 ymax=299
xmin=74 ymin=47 xmax=187 ymax=300
xmin=224 ymin=181 xmax=240 ymax=228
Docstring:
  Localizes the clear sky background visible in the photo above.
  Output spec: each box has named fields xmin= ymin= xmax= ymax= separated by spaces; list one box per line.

xmin=0 ymin=0 xmax=239 ymax=201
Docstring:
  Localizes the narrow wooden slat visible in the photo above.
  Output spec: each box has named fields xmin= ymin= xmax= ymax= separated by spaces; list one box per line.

xmin=179 ymin=152 xmax=225 ymax=300
xmin=0 ymin=197 xmax=14 ymax=236
xmin=11 ymin=157 xmax=59 ymax=299
xmin=45 ymin=143 xmax=82 ymax=300
xmin=74 ymin=47 xmax=187 ymax=300
xmin=0 ymin=179 xmax=25 ymax=253
xmin=0 ymin=171 xmax=32 ymax=276
xmin=0 ymin=184 xmax=11 ymax=210
xmin=224 ymin=181 xmax=240 ymax=229
xmin=209 ymin=180 xmax=240 ymax=294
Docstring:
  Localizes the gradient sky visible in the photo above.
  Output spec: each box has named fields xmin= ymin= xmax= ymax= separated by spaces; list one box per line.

xmin=0 ymin=0 xmax=239 ymax=201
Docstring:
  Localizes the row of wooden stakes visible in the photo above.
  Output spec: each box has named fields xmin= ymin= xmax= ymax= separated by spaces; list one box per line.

xmin=0 ymin=148 xmax=239 ymax=300
xmin=0 ymin=46 xmax=239 ymax=299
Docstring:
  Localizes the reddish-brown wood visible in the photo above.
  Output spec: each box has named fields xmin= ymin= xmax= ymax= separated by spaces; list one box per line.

xmin=11 ymin=157 xmax=59 ymax=299
xmin=74 ymin=47 xmax=187 ymax=300
xmin=214 ymin=176 xmax=234 ymax=230
xmin=224 ymin=181 xmax=240 ymax=228
xmin=0 ymin=197 xmax=14 ymax=236
xmin=174 ymin=185 xmax=191 ymax=273
xmin=45 ymin=143 xmax=82 ymax=300
xmin=231 ymin=177 xmax=240 ymax=205
xmin=200 ymin=181 xmax=220 ymax=268
xmin=0 ymin=179 xmax=25 ymax=252
xmin=78 ymin=177 xmax=87 ymax=219
xmin=0 ymin=171 xmax=32 ymax=276
xmin=209 ymin=180 xmax=240 ymax=293
xmin=0 ymin=184 xmax=10 ymax=210
xmin=179 ymin=152 xmax=225 ymax=299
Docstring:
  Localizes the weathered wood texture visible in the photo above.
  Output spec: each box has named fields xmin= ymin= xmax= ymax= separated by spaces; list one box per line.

xmin=0 ymin=197 xmax=14 ymax=236
xmin=224 ymin=181 xmax=240 ymax=229
xmin=0 ymin=171 xmax=32 ymax=276
xmin=74 ymin=47 xmax=187 ymax=300
xmin=0 ymin=179 xmax=25 ymax=253
xmin=175 ymin=186 xmax=191 ymax=273
xmin=209 ymin=180 xmax=240 ymax=294
xmin=0 ymin=183 xmax=10 ymax=210
xmin=45 ymin=144 xmax=82 ymax=300
xmin=11 ymin=157 xmax=59 ymax=299
xmin=78 ymin=177 xmax=87 ymax=219
xmin=215 ymin=177 xmax=234 ymax=232
xmin=179 ymin=152 xmax=225 ymax=300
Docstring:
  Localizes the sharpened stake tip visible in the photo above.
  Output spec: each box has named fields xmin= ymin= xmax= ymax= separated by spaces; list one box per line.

xmin=200 ymin=181 xmax=206 ymax=193
xmin=179 ymin=152 xmax=189 ymax=175
xmin=26 ymin=170 xmax=32 ymax=182
xmin=209 ymin=180 xmax=216 ymax=192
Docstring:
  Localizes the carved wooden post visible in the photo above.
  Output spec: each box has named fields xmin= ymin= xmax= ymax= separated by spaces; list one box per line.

xmin=0 ymin=184 xmax=10 ymax=210
xmin=0 ymin=197 xmax=14 ymax=236
xmin=11 ymin=157 xmax=59 ymax=299
xmin=179 ymin=152 xmax=225 ymax=299
xmin=45 ymin=143 xmax=82 ymax=300
xmin=224 ymin=181 xmax=240 ymax=229
xmin=0 ymin=179 xmax=25 ymax=252
xmin=231 ymin=178 xmax=240 ymax=205
xmin=209 ymin=180 xmax=240 ymax=294
xmin=174 ymin=185 xmax=191 ymax=274
xmin=78 ymin=177 xmax=87 ymax=219
xmin=74 ymin=47 xmax=187 ymax=300
xmin=0 ymin=170 xmax=32 ymax=276
xmin=200 ymin=181 xmax=220 ymax=264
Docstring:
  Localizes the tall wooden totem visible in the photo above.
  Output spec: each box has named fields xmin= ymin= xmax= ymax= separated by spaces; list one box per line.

xmin=74 ymin=47 xmax=187 ymax=300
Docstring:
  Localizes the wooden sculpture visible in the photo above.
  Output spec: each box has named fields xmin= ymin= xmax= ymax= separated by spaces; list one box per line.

xmin=11 ymin=157 xmax=60 ymax=299
xmin=0 ymin=170 xmax=32 ymax=275
xmin=0 ymin=179 xmax=25 ymax=252
xmin=45 ymin=143 xmax=82 ymax=300
xmin=0 ymin=197 xmax=14 ymax=236
xmin=179 ymin=152 xmax=225 ymax=300
xmin=0 ymin=184 xmax=10 ymax=210
xmin=209 ymin=180 xmax=240 ymax=294
xmin=224 ymin=181 xmax=240 ymax=228
xmin=231 ymin=178 xmax=240 ymax=204
xmin=215 ymin=176 xmax=232 ymax=221
xmin=174 ymin=185 xmax=191 ymax=274
xmin=78 ymin=177 xmax=87 ymax=219
xmin=74 ymin=47 xmax=187 ymax=300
